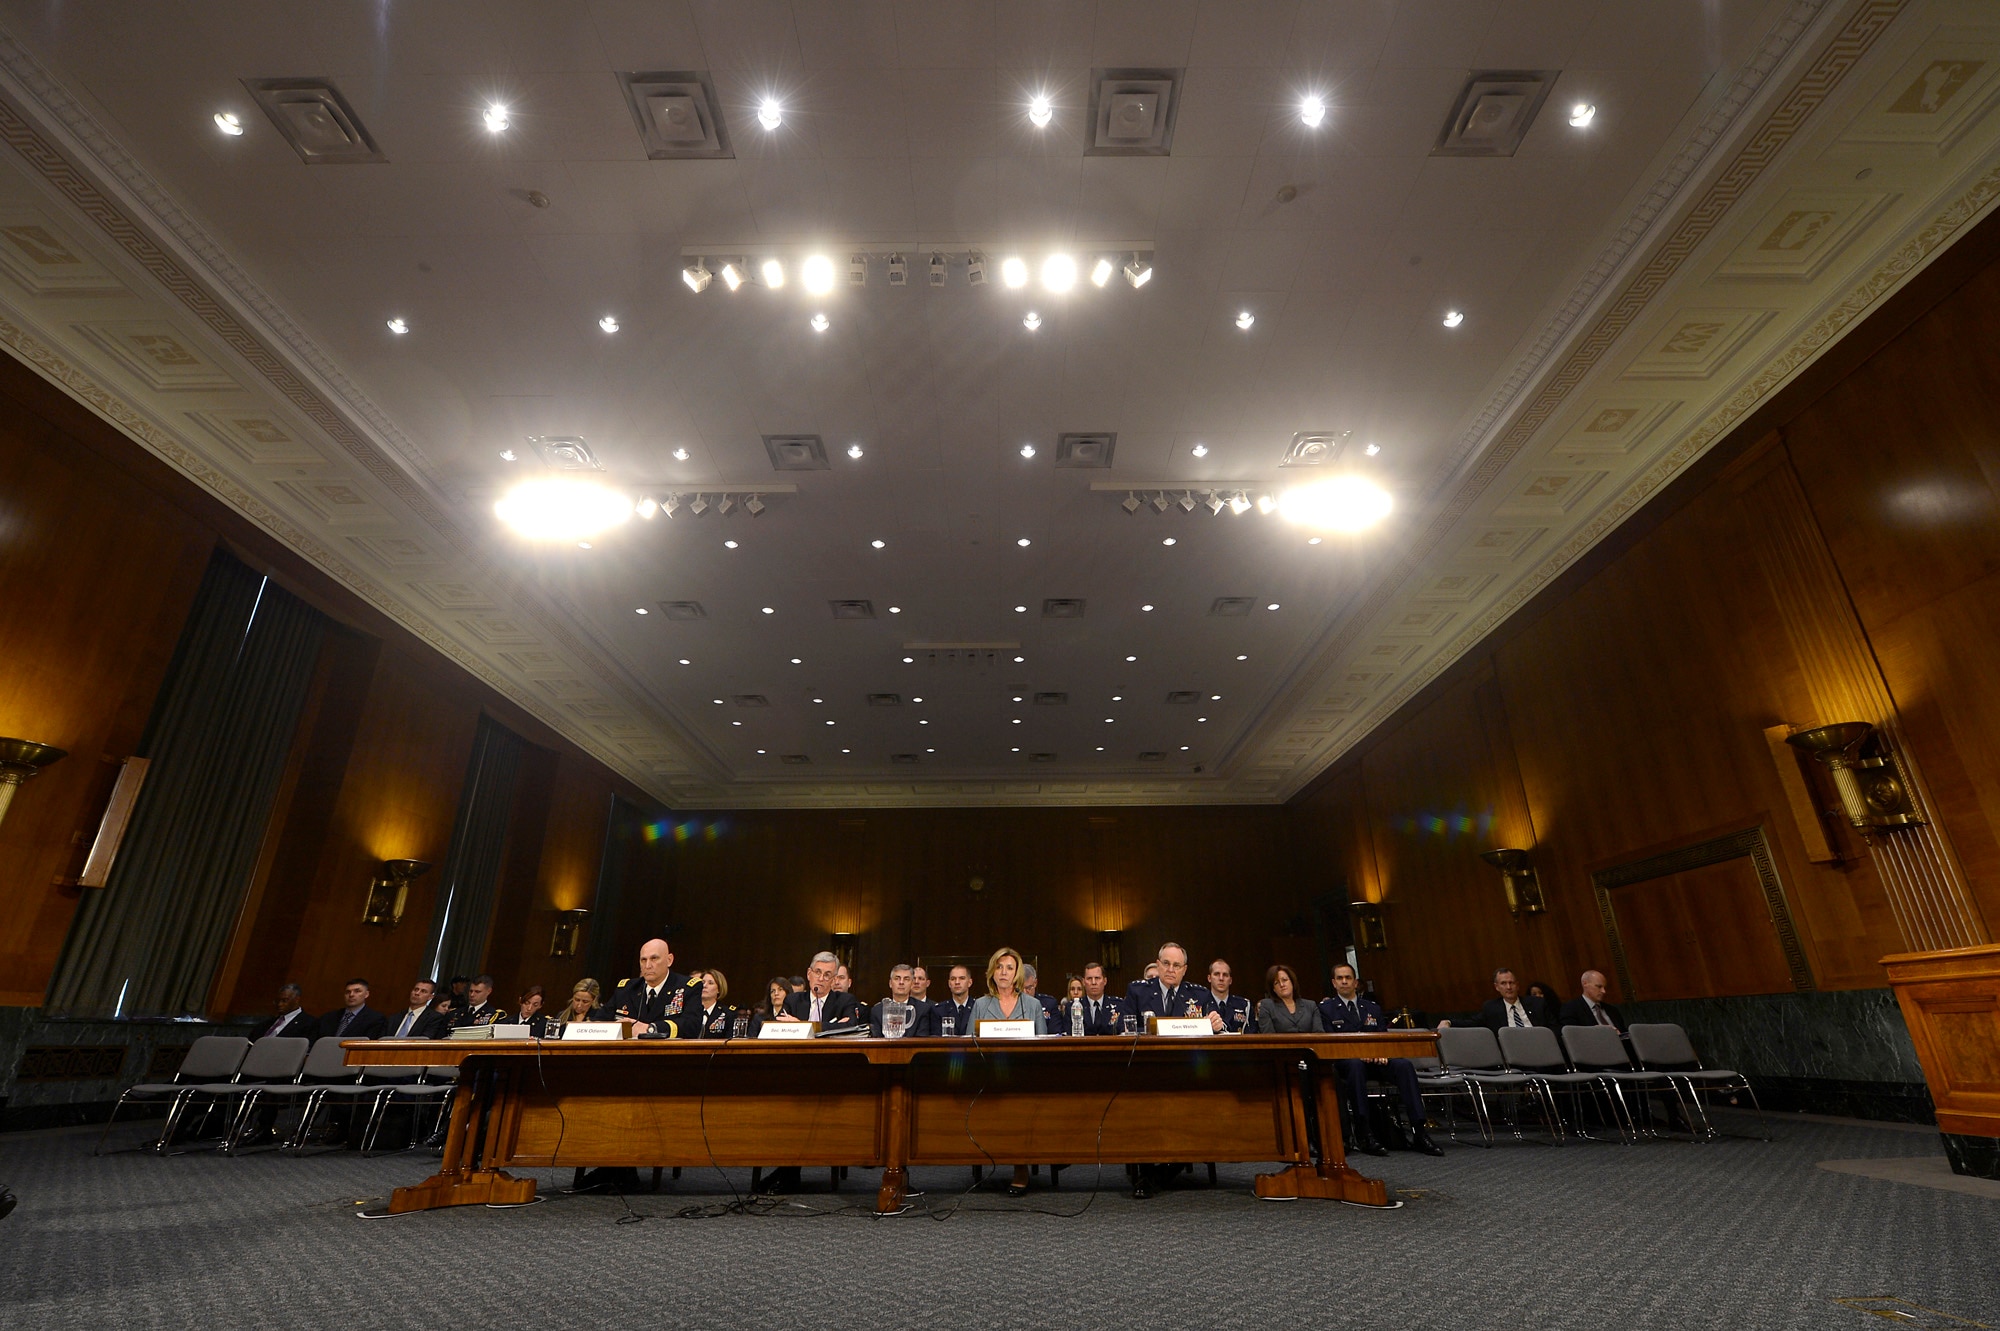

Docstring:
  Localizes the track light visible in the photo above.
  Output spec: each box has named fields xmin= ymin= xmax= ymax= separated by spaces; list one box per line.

xmin=1123 ymin=254 xmax=1152 ymax=288
xmin=1041 ymin=253 xmax=1077 ymax=293
xmin=802 ymin=254 xmax=836 ymax=295
xmin=1122 ymin=492 xmax=1141 ymax=514
xmin=811 ymin=312 xmax=829 ymax=332
xmin=744 ymin=495 xmax=765 ymax=516
xmin=717 ymin=494 xmax=736 ymax=516
xmin=1279 ymin=476 xmax=1394 ymax=532
xmin=1001 ymin=256 xmax=1028 ymax=288
xmin=1256 ymin=494 xmax=1276 ymax=514
xmin=888 ymin=254 xmax=907 ymax=286
xmin=758 ymin=98 xmax=783 ymax=131
xmin=1177 ymin=492 xmax=1196 ymax=513
xmin=1569 ymin=103 xmax=1596 ymax=128
xmin=1206 ymin=492 xmax=1226 ymax=515
xmin=929 ymin=253 xmax=946 ymax=287
xmin=1150 ymin=493 xmax=1170 ymax=513
xmin=662 ymin=495 xmax=681 ymax=517
xmin=1090 ymin=256 xmax=1114 ymax=288
xmin=760 ymin=258 xmax=785 ymax=288
xmin=1442 ymin=309 xmax=1464 ymax=328
xmin=1029 ymin=93 xmax=1053 ymax=128
xmin=1300 ymin=95 xmax=1326 ymax=128
xmin=1022 ymin=311 xmax=1041 ymax=331
xmin=689 ymin=494 xmax=709 ymax=515
xmin=967 ymin=253 xmax=987 ymax=286
xmin=636 ymin=496 xmax=659 ymax=520
xmin=682 ymin=259 xmax=712 ymax=293
xmin=1228 ymin=492 xmax=1252 ymax=515
xmin=849 ymin=254 xmax=867 ymax=286
xmin=483 ymin=103 xmax=511 ymax=133
xmin=720 ymin=261 xmax=745 ymax=291
xmin=1020 ymin=443 xmax=1036 ymax=458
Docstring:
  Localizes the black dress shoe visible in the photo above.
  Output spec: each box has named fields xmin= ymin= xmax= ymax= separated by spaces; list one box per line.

xmin=1004 ymin=1183 xmax=1028 ymax=1197
xmin=1352 ymin=1136 xmax=1390 ymax=1158
xmin=1412 ymin=1131 xmax=1445 ymax=1157
xmin=1131 ymin=1181 xmax=1153 ymax=1200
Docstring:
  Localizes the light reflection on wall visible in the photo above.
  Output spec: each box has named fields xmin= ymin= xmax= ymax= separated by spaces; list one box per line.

xmin=1391 ymin=808 xmax=1495 ymax=840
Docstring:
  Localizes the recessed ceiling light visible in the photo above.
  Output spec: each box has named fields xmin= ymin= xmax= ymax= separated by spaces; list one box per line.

xmin=1028 ymin=93 xmax=1053 ymax=127
xmin=758 ymin=98 xmax=783 ymax=131
xmin=724 ymin=539 xmax=738 ymax=549
xmin=1096 ymin=746 xmax=1105 ymax=752
xmin=801 ymin=254 xmax=836 ymax=295
xmin=679 ymin=658 xmax=691 ymax=665
xmin=1013 ymin=655 xmax=1025 ymax=663
xmin=731 ymin=720 xmax=742 ymax=727
xmin=494 ymin=478 xmax=632 ymax=540
xmin=912 ymin=697 xmax=923 ymax=703
xmin=1012 ymin=747 xmax=1022 ymax=753
xmin=761 ymin=606 xmax=774 ymax=614
xmin=925 ymin=747 xmax=935 ymax=753
xmin=889 ymin=606 xmax=901 ymax=614
xmin=1197 ymin=716 xmax=1207 ymax=722
xmin=719 ymin=261 xmax=746 ymax=291
xmin=1000 ymin=256 xmax=1028 ymax=288
xmin=1041 ymin=253 xmax=1077 ymax=293
xmin=1104 ymin=718 xmax=1114 ymax=723
xmin=1017 ymin=537 xmax=1031 ymax=547
xmin=825 ymin=719 xmax=836 ymax=726
xmin=1090 ymin=256 xmax=1115 ymax=288
xmin=1141 ymin=604 xmax=1154 ymax=611
xmin=1211 ymin=695 xmax=1221 ymax=701
xmin=1235 ymin=311 xmax=1255 ymax=330
xmin=682 ymin=260 xmax=712 ymax=292
xmin=810 ymin=312 xmax=829 ymax=333
xmin=672 ymin=447 xmax=690 ymax=461
xmin=214 ymin=111 xmax=244 ymax=135
xmin=1124 ymin=655 xmax=1137 ymax=662
xmin=1123 ymin=255 xmax=1152 ymax=288
xmin=1365 ymin=442 xmax=1381 ymax=456
xmin=1236 ymin=654 xmax=1248 ymax=661
xmin=903 ymin=656 xmax=914 ymax=663
xmin=1308 ymin=536 xmax=1323 ymax=545
xmin=634 ymin=607 xmax=649 ymax=615
xmin=713 ymin=698 xmax=725 ymax=705
xmin=1013 ymin=695 xmax=1024 ymax=702
xmin=482 ymin=103 xmax=510 ymax=133
xmin=1014 ymin=605 xmax=1026 ymax=613
xmin=760 ymin=258 xmax=785 ymax=288
xmin=599 ymin=315 xmax=619 ymax=333
xmin=1022 ymin=311 xmax=1042 ymax=331
xmin=1180 ymin=745 xmax=1190 ymax=752
xmin=1300 ymin=95 xmax=1327 ymax=128
xmin=1442 ymin=309 xmax=1465 ymax=328
xmin=872 ymin=539 xmax=886 ymax=549
xmin=1019 ymin=443 xmax=1036 ymax=458
xmin=1011 ymin=718 xmax=1022 ymax=725
xmin=1112 ymin=695 xmax=1122 ymax=702
xmin=1569 ymin=102 xmax=1597 ymax=128
xmin=919 ymin=719 xmax=929 ymax=725
xmin=386 ymin=317 xmax=408 ymax=335
xmin=1266 ymin=603 xmax=1280 ymax=610
xmin=499 ymin=449 xmax=517 ymax=462
xmin=847 ymin=443 xmax=864 ymax=459
xmin=1278 ymin=475 xmax=1394 ymax=532
xmin=813 ymin=696 xmax=823 ymax=703
xmin=1162 ymin=537 xmax=1176 ymax=546
xmin=1190 ymin=443 xmax=1208 ymax=458
xmin=790 ymin=657 xmax=802 ymax=664
xmin=841 ymin=748 xmax=851 ymax=753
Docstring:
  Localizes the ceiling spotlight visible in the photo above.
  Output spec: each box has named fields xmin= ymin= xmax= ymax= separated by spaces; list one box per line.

xmin=482 ymin=103 xmax=511 ymax=133
xmin=758 ymin=98 xmax=783 ymax=131
xmin=1256 ymin=493 xmax=1276 ymax=514
xmin=811 ymin=312 xmax=830 ymax=333
xmin=1012 ymin=747 xmax=1021 ymax=753
xmin=872 ymin=539 xmax=886 ymax=549
xmin=761 ymin=606 xmax=775 ymax=615
xmin=849 ymin=254 xmax=868 ymax=286
xmin=1442 ymin=309 xmax=1464 ymax=328
xmin=636 ymin=497 xmax=659 ymax=520
xmin=1041 ymin=253 xmax=1077 ymax=293
xmin=1001 ymin=256 xmax=1029 ymax=289
xmin=889 ymin=606 xmax=901 ymax=614
xmin=1090 ymin=256 xmax=1115 ymax=288
xmin=1123 ymin=255 xmax=1153 ymax=288
xmin=1028 ymin=93 xmax=1053 ymax=127
xmin=888 ymin=254 xmax=907 ymax=286
xmin=1308 ymin=536 xmax=1323 ymax=545
xmin=847 ymin=442 xmax=864 ymax=459
xmin=1022 ymin=311 xmax=1042 ymax=331
xmin=967 ymin=254 xmax=987 ymax=286
xmin=1190 ymin=443 xmax=1208 ymax=458
xmin=802 ymin=254 xmax=836 ymax=295
xmin=635 ymin=606 xmax=649 ymax=614
xmin=1142 ymin=604 xmax=1154 ymax=611
xmin=1013 ymin=655 xmax=1025 ymax=663
xmin=599 ymin=315 xmax=619 ymax=333
xmin=1125 ymin=655 xmax=1137 ymax=662
xmin=1228 ymin=492 xmax=1252 ymax=515
xmin=731 ymin=720 xmax=742 ymax=727
xmin=791 ymin=657 xmax=803 ymax=664
xmin=1235 ymin=311 xmax=1255 ymax=330
xmin=1266 ymin=603 xmax=1280 ymax=610
xmin=499 ymin=449 xmax=517 ymax=462
xmin=744 ymin=495 xmax=766 ymax=516
xmin=1014 ymin=605 xmax=1027 ymax=613
xmin=1121 ymin=492 xmax=1141 ymax=514
xmin=1016 ymin=537 xmax=1031 ymax=547
xmin=1211 ymin=694 xmax=1222 ymax=700
xmin=680 ymin=658 xmax=691 ymax=665
xmin=214 ymin=111 xmax=244 ymax=136
xmin=760 ymin=258 xmax=785 ymax=288
xmin=1236 ymin=654 xmax=1249 ymax=661
xmin=929 ymin=253 xmax=946 ymax=287
xmin=663 ymin=495 xmax=682 ymax=517
xmin=1020 ymin=443 xmax=1037 ymax=458
xmin=1150 ymin=494 xmax=1170 ymax=514
xmin=716 ymin=495 xmax=736 ymax=516
xmin=1162 ymin=537 xmax=1177 ymax=546
xmin=682 ymin=260 xmax=712 ymax=293
xmin=720 ymin=261 xmax=746 ymax=291
xmin=1569 ymin=102 xmax=1597 ymax=128
xmin=1365 ymin=442 xmax=1381 ymax=456
xmin=1300 ymin=95 xmax=1327 ymax=128
xmin=725 ymin=540 xmax=739 ymax=551
xmin=1205 ymin=493 xmax=1226 ymax=515
xmin=1096 ymin=746 xmax=1105 ymax=752
xmin=672 ymin=447 xmax=690 ymax=461
xmin=912 ymin=697 xmax=923 ymax=703
xmin=903 ymin=656 xmax=914 ymax=663
xmin=690 ymin=494 xmax=709 ymax=515
xmin=842 ymin=748 xmax=851 ymax=753
xmin=494 ymin=477 xmax=633 ymax=541
xmin=1279 ymin=475 xmax=1394 ymax=532
xmin=386 ymin=317 xmax=408 ymax=335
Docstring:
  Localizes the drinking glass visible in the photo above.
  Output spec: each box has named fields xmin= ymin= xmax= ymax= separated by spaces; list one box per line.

xmin=731 ymin=1013 xmax=750 ymax=1039
xmin=1121 ymin=1013 xmax=1139 ymax=1035
xmin=940 ymin=1014 xmax=956 ymax=1037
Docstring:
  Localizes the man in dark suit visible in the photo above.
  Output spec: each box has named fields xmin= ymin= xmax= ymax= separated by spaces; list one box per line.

xmin=255 ymin=983 xmax=315 ymax=1039
xmin=1321 ymin=964 xmax=1444 ymax=1157
xmin=1205 ymin=959 xmax=1254 ymax=1034
xmin=934 ymin=964 xmax=975 ymax=1037
xmin=1066 ymin=962 xmax=1127 ymax=1035
xmin=1125 ymin=942 xmax=1225 ymax=1033
xmin=317 ymin=978 xmax=388 ymax=1040
xmin=386 ymin=978 xmax=450 ymax=1039
xmin=448 ymin=974 xmax=506 ymax=1029
xmin=607 ymin=939 xmax=702 ymax=1038
xmin=1477 ymin=967 xmax=1555 ymax=1031
xmin=868 ymin=964 xmax=936 ymax=1037
xmin=777 ymin=952 xmax=861 ymax=1029
xmin=1558 ymin=970 xmax=1627 ymax=1032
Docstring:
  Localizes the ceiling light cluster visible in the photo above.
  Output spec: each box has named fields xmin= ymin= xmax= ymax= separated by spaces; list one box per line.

xmin=680 ymin=248 xmax=1155 ymax=301
xmin=494 ymin=477 xmax=632 ymax=541
xmin=1112 ymin=477 xmax=1393 ymax=533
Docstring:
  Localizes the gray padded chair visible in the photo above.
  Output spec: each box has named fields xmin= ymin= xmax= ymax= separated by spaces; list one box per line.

xmin=1561 ymin=1024 xmax=1684 ymax=1138
xmin=172 ymin=1036 xmax=310 ymax=1152
xmin=1497 ymin=1025 xmax=1627 ymax=1143
xmin=1410 ymin=1053 xmax=1488 ymax=1145
xmin=362 ymin=1064 xmax=459 ymax=1155
xmin=1627 ymin=1022 xmax=1760 ymax=1138
xmin=224 ymin=1036 xmax=357 ymax=1154
xmin=95 ymin=1035 xmax=250 ymax=1156
xmin=1435 ymin=1026 xmax=1551 ymax=1142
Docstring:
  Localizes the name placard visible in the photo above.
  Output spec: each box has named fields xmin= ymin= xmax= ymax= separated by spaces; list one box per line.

xmin=757 ymin=1021 xmax=816 ymax=1040
xmin=561 ymin=1021 xmax=626 ymax=1041
xmin=1147 ymin=1016 xmax=1212 ymax=1038
xmin=976 ymin=1019 xmax=1039 ymax=1039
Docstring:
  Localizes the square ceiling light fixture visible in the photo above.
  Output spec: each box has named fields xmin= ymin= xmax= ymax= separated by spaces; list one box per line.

xmin=1055 ymin=433 xmax=1117 ymax=468
xmin=1086 ymin=69 xmax=1183 ymax=155
xmin=1433 ymin=71 xmax=1559 ymax=158
xmin=243 ymin=79 xmax=385 ymax=164
xmin=529 ymin=435 xmax=602 ymax=469
xmin=763 ymin=434 xmax=829 ymax=471
xmin=619 ymin=71 xmax=733 ymax=159
xmin=1281 ymin=431 xmax=1349 ymax=467
xmin=829 ymin=600 xmax=877 ymax=620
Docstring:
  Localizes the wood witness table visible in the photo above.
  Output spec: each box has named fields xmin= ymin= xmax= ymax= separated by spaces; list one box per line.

xmin=344 ymin=1032 xmax=1438 ymax=1215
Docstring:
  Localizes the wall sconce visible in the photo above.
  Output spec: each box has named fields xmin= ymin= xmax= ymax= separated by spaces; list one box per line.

xmin=1786 ymin=722 xmax=1923 ymax=829
xmin=362 ymin=859 xmax=431 ymax=927
xmin=1097 ymin=929 xmax=1124 ymax=972
xmin=1348 ymin=901 xmax=1388 ymax=951
xmin=549 ymin=908 xmax=589 ymax=957
xmin=1480 ymin=848 xmax=1547 ymax=916
xmin=0 ymin=739 xmax=67 ymax=830
xmin=830 ymin=932 xmax=857 ymax=970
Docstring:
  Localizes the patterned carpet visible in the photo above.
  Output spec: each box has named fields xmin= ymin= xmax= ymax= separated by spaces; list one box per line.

xmin=0 ymin=1112 xmax=1991 ymax=1330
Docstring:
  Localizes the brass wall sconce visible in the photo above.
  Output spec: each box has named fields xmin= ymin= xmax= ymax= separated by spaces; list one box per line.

xmin=1786 ymin=722 xmax=1923 ymax=829
xmin=1348 ymin=901 xmax=1388 ymax=951
xmin=0 ymin=738 xmax=67 ymax=829
xmin=1097 ymin=929 xmax=1124 ymax=972
xmin=549 ymin=908 xmax=589 ymax=957
xmin=1480 ymin=848 xmax=1547 ymax=915
xmin=362 ymin=859 xmax=432 ymax=927
xmin=830 ymin=932 xmax=857 ymax=970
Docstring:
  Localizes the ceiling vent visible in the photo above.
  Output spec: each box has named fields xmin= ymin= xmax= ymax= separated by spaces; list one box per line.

xmin=764 ymin=434 xmax=829 ymax=471
xmin=618 ymin=71 xmax=733 ymax=160
xmin=244 ymin=79 xmax=386 ymax=164
xmin=1086 ymin=69 xmax=1183 ymax=156
xmin=529 ymin=435 xmax=601 ymax=470
xmin=659 ymin=601 xmax=705 ymax=620
xmin=732 ymin=694 xmax=769 ymax=708
xmin=1137 ymin=751 xmax=1167 ymax=762
xmin=1042 ymin=599 xmax=1086 ymax=619
xmin=1210 ymin=597 xmax=1254 ymax=617
xmin=1433 ymin=71 xmax=1559 ymax=158
xmin=1029 ymin=752 xmax=1058 ymax=763
xmin=1165 ymin=691 xmax=1201 ymax=705
xmin=890 ymin=753 xmax=920 ymax=764
xmin=829 ymin=600 xmax=876 ymax=620
xmin=780 ymin=753 xmax=811 ymax=764
xmin=1282 ymin=432 xmax=1348 ymax=467
xmin=1055 ymin=433 xmax=1117 ymax=468
xmin=867 ymin=693 xmax=902 ymax=707
xmin=1033 ymin=692 xmax=1068 ymax=706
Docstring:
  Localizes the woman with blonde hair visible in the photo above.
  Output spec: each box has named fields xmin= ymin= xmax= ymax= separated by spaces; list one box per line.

xmin=967 ymin=946 xmax=1046 ymax=1196
xmin=554 ymin=978 xmax=603 ymax=1029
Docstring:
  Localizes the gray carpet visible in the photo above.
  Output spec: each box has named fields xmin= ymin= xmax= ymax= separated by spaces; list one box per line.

xmin=0 ymin=1113 xmax=1991 ymax=1329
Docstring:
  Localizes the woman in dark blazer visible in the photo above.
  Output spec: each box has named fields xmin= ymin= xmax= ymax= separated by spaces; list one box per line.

xmin=1256 ymin=964 xmax=1326 ymax=1033
xmin=747 ymin=976 xmax=791 ymax=1037
xmin=689 ymin=969 xmax=735 ymax=1038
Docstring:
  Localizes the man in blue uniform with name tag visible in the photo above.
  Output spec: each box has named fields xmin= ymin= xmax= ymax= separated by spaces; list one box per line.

xmin=1067 ymin=961 xmax=1127 ymax=1035
xmin=1205 ymin=959 xmax=1254 ymax=1033
xmin=933 ymin=964 xmax=976 ymax=1037
xmin=1125 ymin=942 xmax=1225 ymax=1033
xmin=1320 ymin=963 xmax=1444 ymax=1157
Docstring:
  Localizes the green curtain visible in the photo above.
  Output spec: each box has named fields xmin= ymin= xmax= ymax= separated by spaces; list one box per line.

xmin=48 ymin=549 xmax=327 ymax=1017
xmin=423 ymin=714 xmax=526 ymax=983
xmin=582 ymin=795 xmax=643 ymax=980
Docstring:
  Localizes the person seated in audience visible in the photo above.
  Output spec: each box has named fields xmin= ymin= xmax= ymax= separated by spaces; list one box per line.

xmin=1141 ymin=961 xmax=1161 ymax=982
xmin=969 ymin=947 xmax=1045 ymax=1196
xmin=449 ymin=974 xmax=505 ymax=1028
xmin=749 ymin=976 xmax=790 ymax=1036
xmin=1257 ymin=965 xmax=1324 ymax=1033
xmin=1527 ymin=979 xmax=1564 ymax=1016
xmin=789 ymin=975 xmax=806 ymax=994
xmin=934 ymin=964 xmax=975 ymax=1036
xmin=1206 ymin=959 xmax=1254 ymax=1033
xmin=318 ymin=977 xmax=388 ymax=1039
xmin=436 ymin=975 xmax=469 ymax=1019
xmin=1020 ymin=963 xmax=1061 ymax=1024
xmin=910 ymin=965 xmax=932 ymax=1002
xmin=608 ymin=939 xmax=702 ymax=1038
xmin=1477 ymin=967 xmax=1555 ymax=1030
xmin=778 ymin=952 xmax=861 ymax=1028
xmin=1126 ymin=942 xmax=1224 ymax=1032
xmin=1559 ymin=970 xmax=1626 ymax=1031
xmin=550 ymin=979 xmax=602 ymax=1033
xmin=511 ymin=985 xmax=546 ymax=1034
xmin=1069 ymin=962 xmax=1126 ymax=1035
xmin=690 ymin=969 xmax=733 ymax=1038
xmin=256 ymin=983 xmax=314 ymax=1038
xmin=388 ymin=978 xmax=449 ymax=1039
xmin=869 ymin=963 xmax=935 ymax=1037
xmin=833 ymin=963 xmax=854 ymax=994
xmin=1321 ymin=963 xmax=1444 ymax=1157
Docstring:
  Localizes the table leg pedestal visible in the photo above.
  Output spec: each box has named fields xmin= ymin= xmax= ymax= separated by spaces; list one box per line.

xmin=1253 ymin=1056 xmax=1392 ymax=1206
xmin=876 ymin=1069 xmax=911 ymax=1213
xmin=388 ymin=1066 xmax=539 ymax=1214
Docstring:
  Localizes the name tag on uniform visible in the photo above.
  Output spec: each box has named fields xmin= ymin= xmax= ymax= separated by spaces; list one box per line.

xmin=976 ymin=1020 xmax=1038 ymax=1039
xmin=1147 ymin=1016 xmax=1211 ymax=1037
xmin=561 ymin=1021 xmax=625 ymax=1041
xmin=757 ymin=1021 xmax=815 ymax=1040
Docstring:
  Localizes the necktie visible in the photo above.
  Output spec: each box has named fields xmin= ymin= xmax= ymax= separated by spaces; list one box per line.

xmin=1347 ymin=999 xmax=1358 ymax=1020
xmin=1594 ymin=1003 xmax=1612 ymax=1027
xmin=646 ymin=987 xmax=658 ymax=1017
xmin=336 ymin=1010 xmax=356 ymax=1035
xmin=1089 ymin=1000 xmax=1098 ymax=1029
xmin=396 ymin=1010 xmax=417 ymax=1037
xmin=1510 ymin=1005 xmax=1526 ymax=1027
xmin=811 ymin=994 xmax=824 ymax=1023
xmin=1163 ymin=985 xmax=1176 ymax=1012
xmin=264 ymin=1015 xmax=287 ymax=1037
